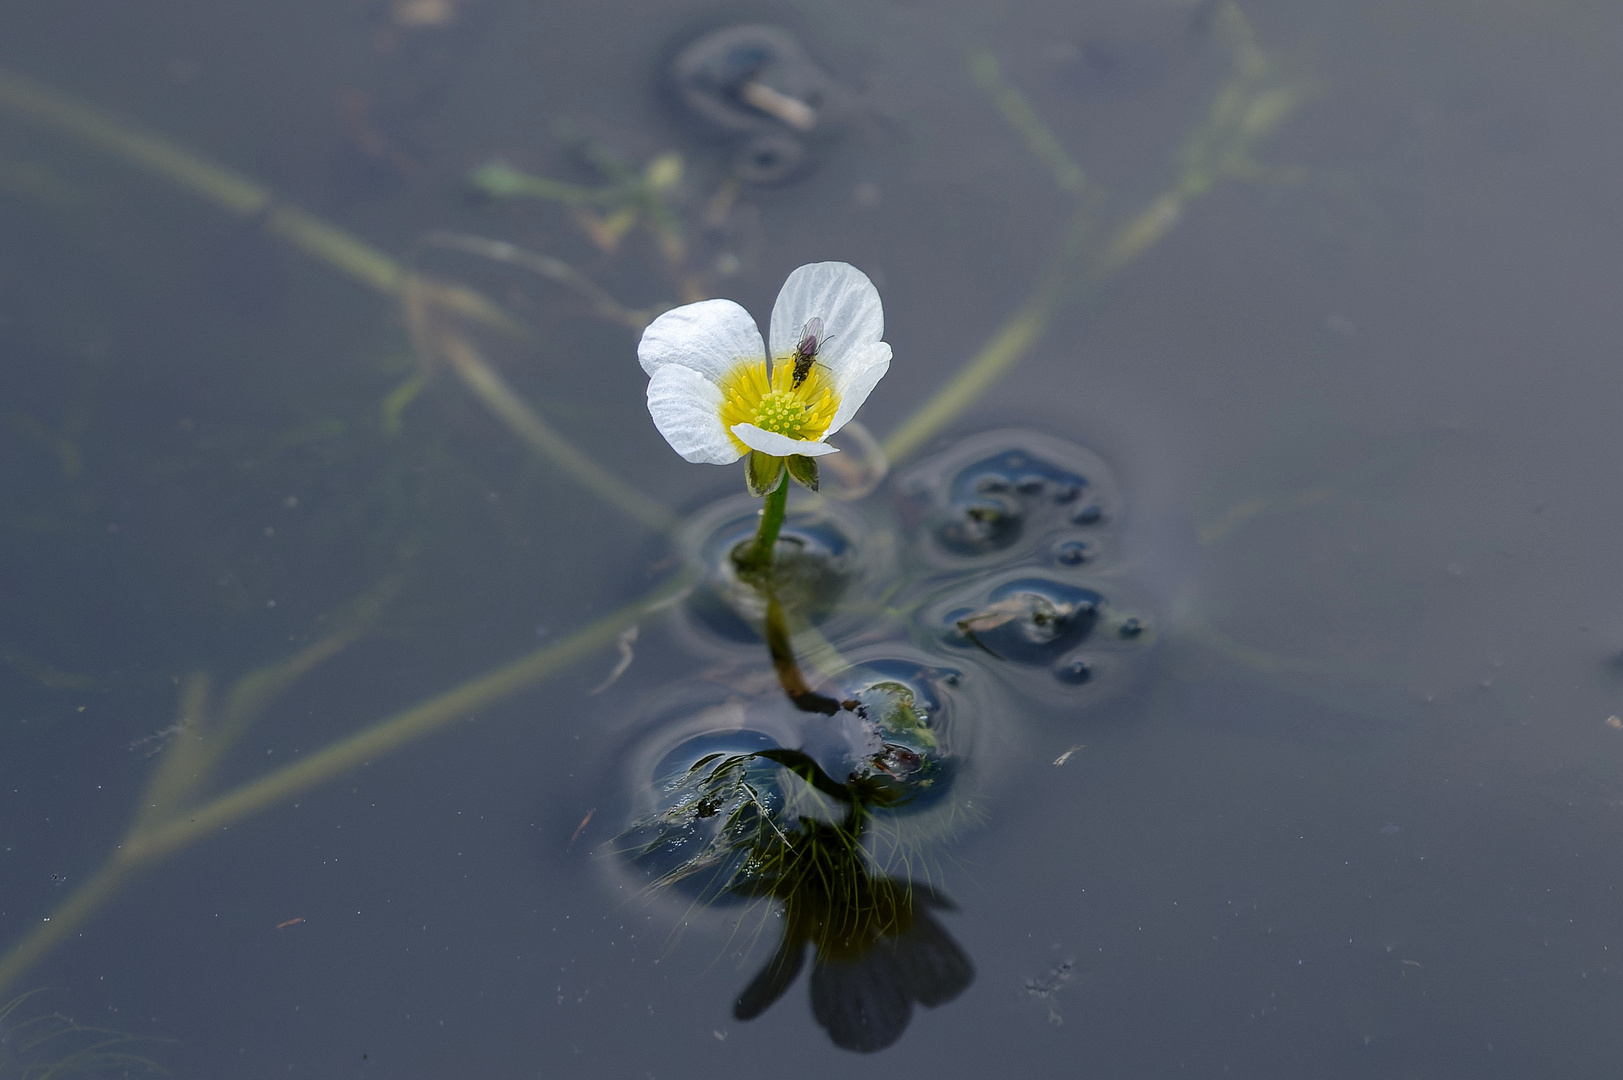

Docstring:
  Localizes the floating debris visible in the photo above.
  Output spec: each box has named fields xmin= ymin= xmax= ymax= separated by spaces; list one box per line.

xmin=588 ymin=625 xmax=639 ymax=695
xmin=1053 ymin=744 xmax=1085 ymax=766
xmin=667 ymin=24 xmax=846 ymax=184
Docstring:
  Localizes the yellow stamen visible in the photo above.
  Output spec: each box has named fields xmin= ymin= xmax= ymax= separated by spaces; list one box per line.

xmin=716 ymin=357 xmax=839 ymax=454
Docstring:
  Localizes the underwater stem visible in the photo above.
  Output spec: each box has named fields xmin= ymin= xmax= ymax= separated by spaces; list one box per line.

xmin=762 ymin=591 xmax=843 ymax=716
xmin=424 ymin=322 xmax=677 ymax=533
xmin=125 ymin=590 xmax=651 ymax=863
xmin=0 ymin=858 xmax=136 ymax=1001
xmin=883 ymin=3 xmax=1306 ymax=463
xmin=0 ymin=65 xmax=682 ymax=535
xmin=882 ymin=206 xmax=1084 ymax=463
xmin=0 ymin=65 xmax=523 ymax=333
xmin=0 ymin=571 xmax=693 ymax=996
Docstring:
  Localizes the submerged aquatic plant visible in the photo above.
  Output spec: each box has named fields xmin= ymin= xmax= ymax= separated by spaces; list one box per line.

xmin=621 ymin=740 xmax=970 ymax=1053
xmin=0 ymin=4 xmax=1307 ymax=1058
xmin=0 ymin=990 xmax=161 ymax=1078
xmin=617 ymin=423 xmax=1161 ymax=1048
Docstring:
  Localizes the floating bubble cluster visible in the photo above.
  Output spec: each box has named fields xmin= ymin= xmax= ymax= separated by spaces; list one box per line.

xmin=899 ymin=432 xmax=1154 ymax=707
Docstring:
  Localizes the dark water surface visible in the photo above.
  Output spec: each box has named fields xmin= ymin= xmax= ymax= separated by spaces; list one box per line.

xmin=4 ymin=0 xmax=1623 ymax=1075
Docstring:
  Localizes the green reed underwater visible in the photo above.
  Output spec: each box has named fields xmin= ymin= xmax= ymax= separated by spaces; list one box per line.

xmin=0 ymin=5 xmax=1309 ymax=1041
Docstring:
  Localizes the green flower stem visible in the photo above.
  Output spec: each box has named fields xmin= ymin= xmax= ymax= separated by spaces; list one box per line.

xmin=762 ymin=590 xmax=843 ymax=715
xmin=738 ymin=472 xmax=789 ymax=573
xmin=741 ymin=476 xmax=844 ymax=714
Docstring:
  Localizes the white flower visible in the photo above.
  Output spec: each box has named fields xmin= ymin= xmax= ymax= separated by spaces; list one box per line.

xmin=637 ymin=262 xmax=891 ymax=466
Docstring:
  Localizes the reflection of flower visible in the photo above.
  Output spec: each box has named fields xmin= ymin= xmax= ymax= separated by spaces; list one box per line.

xmin=637 ymin=262 xmax=891 ymax=465
xmin=621 ymin=742 xmax=972 ymax=1053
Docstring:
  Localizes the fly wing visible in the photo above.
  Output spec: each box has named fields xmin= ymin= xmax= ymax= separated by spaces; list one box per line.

xmin=798 ymin=316 xmax=824 ymax=354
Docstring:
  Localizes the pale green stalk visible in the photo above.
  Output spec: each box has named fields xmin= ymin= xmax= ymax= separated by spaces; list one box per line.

xmin=0 ymin=64 xmax=669 ymax=531
xmin=0 ymin=1 xmax=1309 ymax=992
xmin=0 ymin=570 xmax=691 ymax=998
xmin=428 ymin=325 xmax=677 ymax=532
xmin=884 ymin=2 xmax=1307 ymax=462
xmin=738 ymin=473 xmax=789 ymax=573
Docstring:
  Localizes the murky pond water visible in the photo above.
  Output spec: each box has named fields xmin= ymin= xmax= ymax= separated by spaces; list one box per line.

xmin=4 ymin=0 xmax=1623 ymax=1075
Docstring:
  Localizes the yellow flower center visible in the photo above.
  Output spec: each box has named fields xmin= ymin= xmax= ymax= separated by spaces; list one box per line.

xmin=716 ymin=357 xmax=839 ymax=454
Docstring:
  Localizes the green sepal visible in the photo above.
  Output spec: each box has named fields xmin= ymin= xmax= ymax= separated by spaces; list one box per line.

xmin=745 ymin=451 xmax=786 ymax=497
xmin=785 ymin=454 xmax=819 ymax=491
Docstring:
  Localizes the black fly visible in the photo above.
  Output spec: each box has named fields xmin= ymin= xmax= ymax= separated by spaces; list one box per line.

xmin=789 ymin=317 xmax=825 ymax=388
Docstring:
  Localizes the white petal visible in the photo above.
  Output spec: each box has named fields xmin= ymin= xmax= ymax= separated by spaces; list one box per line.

xmin=824 ymin=341 xmax=891 ymax=436
xmin=647 ymin=365 xmax=742 ymax=464
xmin=768 ymin=262 xmax=884 ymax=375
xmin=638 ymin=298 xmax=765 ymax=382
xmin=731 ymin=423 xmax=842 ymax=458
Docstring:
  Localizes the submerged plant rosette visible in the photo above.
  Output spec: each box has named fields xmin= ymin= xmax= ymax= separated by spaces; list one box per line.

xmin=637 ymin=262 xmax=891 ymax=494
